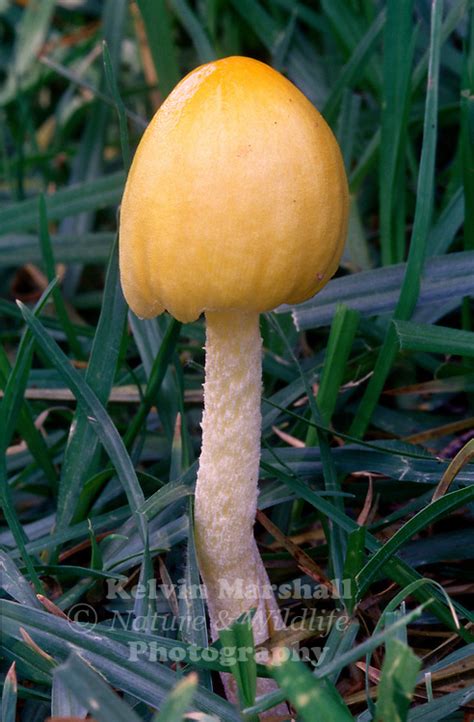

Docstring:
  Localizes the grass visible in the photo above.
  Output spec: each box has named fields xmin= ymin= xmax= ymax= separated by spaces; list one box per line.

xmin=1 ymin=0 xmax=473 ymax=720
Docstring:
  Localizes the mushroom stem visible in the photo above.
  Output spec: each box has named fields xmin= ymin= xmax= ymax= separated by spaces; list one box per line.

xmin=194 ymin=310 xmax=284 ymax=644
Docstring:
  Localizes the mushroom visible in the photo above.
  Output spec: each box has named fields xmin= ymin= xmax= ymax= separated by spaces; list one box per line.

xmin=119 ymin=55 xmax=348 ymax=697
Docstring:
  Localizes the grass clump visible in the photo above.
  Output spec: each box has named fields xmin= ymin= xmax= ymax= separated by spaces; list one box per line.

xmin=1 ymin=1 xmax=473 ymax=720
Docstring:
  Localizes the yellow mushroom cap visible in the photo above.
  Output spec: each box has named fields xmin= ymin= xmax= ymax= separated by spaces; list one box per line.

xmin=119 ymin=56 xmax=349 ymax=323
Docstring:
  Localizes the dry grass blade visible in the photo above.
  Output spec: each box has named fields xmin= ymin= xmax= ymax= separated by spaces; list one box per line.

xmin=432 ymin=438 xmax=474 ymax=501
xmin=256 ymin=509 xmax=333 ymax=590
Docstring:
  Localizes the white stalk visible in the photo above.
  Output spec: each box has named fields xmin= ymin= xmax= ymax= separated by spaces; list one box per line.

xmin=194 ymin=310 xmax=284 ymax=645
xmin=194 ymin=310 xmax=286 ymax=711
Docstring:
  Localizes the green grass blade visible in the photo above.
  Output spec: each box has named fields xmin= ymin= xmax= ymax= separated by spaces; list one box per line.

xmin=316 ymin=620 xmax=360 ymax=684
xmin=268 ymin=649 xmax=353 ymax=722
xmin=139 ymin=471 xmax=195 ymax=520
xmin=364 ymin=577 xmax=461 ymax=698
xmin=461 ymin=3 xmax=474 ymax=254
xmin=169 ymin=0 xmax=215 ymax=63
xmin=246 ymin=605 xmax=429 ymax=715
xmin=38 ymin=196 xmax=84 ymax=360
xmin=126 ymin=315 xmax=181 ymax=446
xmin=411 ymin=0 xmax=468 ymax=93
xmin=1 ymin=662 xmax=17 ymax=722
xmin=379 ymin=0 xmax=415 ymax=266
xmin=0 ymin=0 xmax=55 ymax=105
xmin=56 ymin=0 xmax=126 ymax=276
xmin=51 ymin=673 xmax=88 ymax=718
xmin=427 ymin=185 xmax=464 ymax=255
xmin=261 ymin=460 xmax=473 ymax=637
xmin=272 ymin=6 xmax=297 ymax=71
xmin=151 ymin=674 xmax=198 ymax=722
xmin=336 ymin=90 xmax=361 ymax=170
xmin=0 ymin=344 xmax=57 ymax=489
xmin=0 ymin=232 xmax=115 ymax=266
xmin=229 ymin=0 xmax=279 ymax=51
xmin=17 ymin=301 xmax=146 ymax=541
xmin=461 ymin=3 xmax=474 ymax=340
xmin=349 ymin=127 xmax=379 ymax=192
xmin=393 ymin=320 xmax=474 ymax=356
xmin=346 ymin=2 xmax=465 ymax=193
xmin=350 ymin=0 xmax=444 ymax=439
xmin=55 ymin=238 xmax=127 ymax=535
xmin=1 ymin=280 xmax=57 ymax=451
xmin=288 ymin=251 xmax=474 ymax=330
xmin=321 ymin=0 xmax=382 ymax=93
xmin=342 ymin=526 xmax=366 ymax=614
xmin=132 ymin=531 xmax=157 ymax=633
xmin=0 ymin=282 xmax=57 ymax=594
xmin=136 ymin=0 xmax=181 ymax=97
xmin=311 ymin=422 xmax=346 ymax=584
xmin=323 ymin=8 xmax=386 ymax=123
xmin=39 ymin=55 xmax=146 ymax=131
xmin=268 ymin=314 xmax=347 ymax=586
xmin=407 ymin=687 xmax=474 ymax=720
xmin=102 ymin=41 xmax=131 ymax=171
xmin=180 ymin=499 xmax=212 ymax=689
xmin=0 ymin=550 xmax=42 ymax=608
xmin=218 ymin=615 xmax=257 ymax=712
xmin=393 ymin=0 xmax=443 ymax=321
xmin=0 ymin=454 xmax=43 ymax=595
xmin=54 ymin=653 xmax=143 ymax=722
xmin=0 ymin=172 xmax=124 ymax=234
xmin=307 ymin=304 xmax=359 ymax=443
xmin=356 ymin=485 xmax=474 ymax=598
xmin=1 ymin=600 xmax=241 ymax=721
xmin=375 ymin=639 xmax=421 ymax=722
